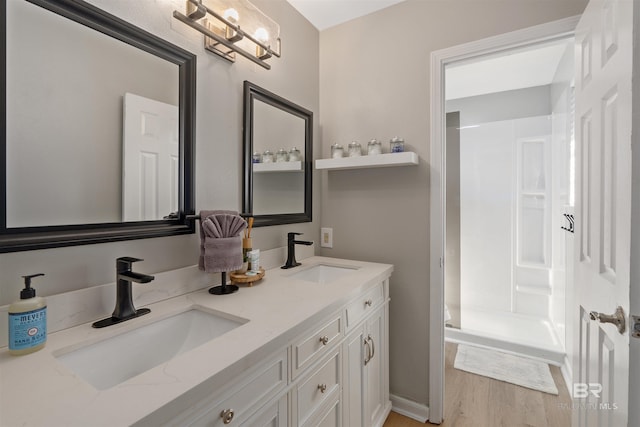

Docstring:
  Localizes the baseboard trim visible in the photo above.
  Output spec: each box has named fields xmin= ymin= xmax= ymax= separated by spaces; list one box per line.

xmin=560 ymin=354 xmax=573 ymax=396
xmin=374 ymin=401 xmax=393 ymax=427
xmin=390 ymin=394 xmax=429 ymax=422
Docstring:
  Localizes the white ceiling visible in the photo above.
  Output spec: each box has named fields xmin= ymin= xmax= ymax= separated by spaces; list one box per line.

xmin=446 ymin=39 xmax=573 ymax=100
xmin=285 ymin=1 xmax=572 ymax=99
xmin=286 ymin=0 xmax=405 ymax=31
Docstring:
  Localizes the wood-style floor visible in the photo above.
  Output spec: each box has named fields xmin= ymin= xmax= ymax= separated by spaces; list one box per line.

xmin=383 ymin=343 xmax=572 ymax=427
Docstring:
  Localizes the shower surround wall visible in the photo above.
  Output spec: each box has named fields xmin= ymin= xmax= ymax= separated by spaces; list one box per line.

xmin=459 ymin=115 xmax=553 ymax=320
xmin=549 ymin=40 xmax=575 ymax=357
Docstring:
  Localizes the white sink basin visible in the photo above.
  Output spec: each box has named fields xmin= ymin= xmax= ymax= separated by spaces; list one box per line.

xmin=56 ymin=308 xmax=247 ymax=390
xmin=289 ymin=264 xmax=358 ymax=284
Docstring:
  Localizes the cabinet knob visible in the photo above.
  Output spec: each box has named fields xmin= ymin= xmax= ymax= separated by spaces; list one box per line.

xmin=319 ymin=335 xmax=329 ymax=345
xmin=220 ymin=408 xmax=235 ymax=424
xmin=318 ymin=384 xmax=327 ymax=393
xmin=365 ymin=299 xmax=373 ymax=307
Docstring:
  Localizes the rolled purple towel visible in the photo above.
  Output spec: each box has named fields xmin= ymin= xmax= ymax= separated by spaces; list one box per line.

xmin=198 ymin=211 xmax=247 ymax=273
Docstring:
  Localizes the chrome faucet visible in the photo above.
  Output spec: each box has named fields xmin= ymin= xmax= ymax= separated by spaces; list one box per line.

xmin=282 ymin=232 xmax=313 ymax=269
xmin=92 ymin=257 xmax=155 ymax=328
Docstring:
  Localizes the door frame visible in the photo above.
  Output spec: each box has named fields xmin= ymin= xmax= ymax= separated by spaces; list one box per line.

xmin=428 ymin=16 xmax=580 ymax=424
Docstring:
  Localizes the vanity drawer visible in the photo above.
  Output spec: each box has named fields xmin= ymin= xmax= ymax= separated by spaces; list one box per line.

xmin=292 ymin=314 xmax=342 ymax=378
xmin=186 ymin=351 xmax=287 ymax=427
xmin=295 ymin=349 xmax=341 ymax=426
xmin=302 ymin=394 xmax=341 ymax=427
xmin=345 ymin=282 xmax=384 ymax=330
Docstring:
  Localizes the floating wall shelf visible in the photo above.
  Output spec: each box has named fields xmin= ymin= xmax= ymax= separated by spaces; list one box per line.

xmin=315 ymin=152 xmax=419 ymax=171
xmin=253 ymin=161 xmax=303 ymax=173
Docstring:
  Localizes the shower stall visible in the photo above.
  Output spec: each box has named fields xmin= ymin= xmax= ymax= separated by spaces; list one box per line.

xmin=443 ymin=38 xmax=575 ymax=365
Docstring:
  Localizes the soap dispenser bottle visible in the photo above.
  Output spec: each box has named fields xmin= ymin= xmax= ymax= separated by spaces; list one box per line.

xmin=8 ymin=273 xmax=47 ymax=355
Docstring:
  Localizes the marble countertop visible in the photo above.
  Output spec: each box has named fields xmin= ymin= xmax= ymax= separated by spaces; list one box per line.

xmin=0 ymin=256 xmax=392 ymax=427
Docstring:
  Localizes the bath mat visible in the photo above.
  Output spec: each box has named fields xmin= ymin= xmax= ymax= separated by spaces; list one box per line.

xmin=454 ymin=344 xmax=558 ymax=395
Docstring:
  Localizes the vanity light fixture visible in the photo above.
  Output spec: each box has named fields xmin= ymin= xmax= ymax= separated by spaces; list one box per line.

xmin=173 ymin=0 xmax=281 ymax=70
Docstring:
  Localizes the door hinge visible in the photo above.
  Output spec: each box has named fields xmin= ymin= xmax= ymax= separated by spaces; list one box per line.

xmin=632 ymin=315 xmax=640 ymax=339
xmin=440 ymin=257 xmax=444 ymax=268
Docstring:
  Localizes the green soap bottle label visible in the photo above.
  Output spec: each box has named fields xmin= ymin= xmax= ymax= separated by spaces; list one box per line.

xmin=9 ymin=307 xmax=47 ymax=350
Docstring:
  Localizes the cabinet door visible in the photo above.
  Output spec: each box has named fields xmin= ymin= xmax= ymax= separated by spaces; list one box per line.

xmin=343 ymin=325 xmax=365 ymax=427
xmin=243 ymin=395 xmax=287 ymax=427
xmin=364 ymin=306 xmax=385 ymax=427
xmin=343 ymin=304 xmax=387 ymax=427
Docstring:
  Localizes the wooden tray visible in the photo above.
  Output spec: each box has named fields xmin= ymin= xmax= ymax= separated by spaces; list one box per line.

xmin=230 ymin=267 xmax=265 ymax=286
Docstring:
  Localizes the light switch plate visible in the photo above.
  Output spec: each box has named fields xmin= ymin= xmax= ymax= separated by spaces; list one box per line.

xmin=320 ymin=227 xmax=333 ymax=248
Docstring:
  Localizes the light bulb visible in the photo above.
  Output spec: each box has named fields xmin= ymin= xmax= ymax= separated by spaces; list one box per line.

xmin=223 ymin=8 xmax=239 ymax=23
xmin=254 ymin=27 xmax=271 ymax=60
xmin=254 ymin=27 xmax=269 ymax=43
xmin=223 ymin=7 xmax=242 ymax=42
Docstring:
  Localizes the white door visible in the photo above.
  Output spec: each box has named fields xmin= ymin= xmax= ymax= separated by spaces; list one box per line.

xmin=122 ymin=92 xmax=179 ymax=221
xmin=573 ymin=0 xmax=634 ymax=425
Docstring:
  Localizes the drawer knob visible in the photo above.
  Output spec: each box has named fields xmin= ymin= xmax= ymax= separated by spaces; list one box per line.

xmin=318 ymin=384 xmax=327 ymax=393
xmin=220 ymin=408 xmax=235 ymax=424
xmin=319 ymin=335 xmax=329 ymax=345
xmin=365 ymin=299 xmax=373 ymax=307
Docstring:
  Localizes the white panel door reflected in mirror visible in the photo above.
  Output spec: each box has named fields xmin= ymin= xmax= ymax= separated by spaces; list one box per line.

xmin=122 ymin=93 xmax=179 ymax=221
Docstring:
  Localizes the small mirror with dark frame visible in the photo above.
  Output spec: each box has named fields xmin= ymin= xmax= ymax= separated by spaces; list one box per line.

xmin=243 ymin=81 xmax=312 ymax=227
xmin=1 ymin=0 xmax=196 ymax=253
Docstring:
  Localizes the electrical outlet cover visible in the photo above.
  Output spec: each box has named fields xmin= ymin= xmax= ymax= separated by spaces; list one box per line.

xmin=320 ymin=227 xmax=333 ymax=248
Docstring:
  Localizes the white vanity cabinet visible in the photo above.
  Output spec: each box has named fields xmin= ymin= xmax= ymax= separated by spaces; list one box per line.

xmin=342 ymin=280 xmax=389 ymax=427
xmin=0 ymin=257 xmax=393 ymax=427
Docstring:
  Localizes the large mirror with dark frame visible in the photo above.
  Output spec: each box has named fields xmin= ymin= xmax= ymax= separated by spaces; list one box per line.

xmin=1 ymin=0 xmax=196 ymax=253
xmin=243 ymin=81 xmax=312 ymax=227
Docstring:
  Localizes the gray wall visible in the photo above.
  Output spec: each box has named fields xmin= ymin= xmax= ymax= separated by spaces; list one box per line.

xmin=318 ymin=0 xmax=587 ymax=407
xmin=0 ymin=0 xmax=320 ymax=305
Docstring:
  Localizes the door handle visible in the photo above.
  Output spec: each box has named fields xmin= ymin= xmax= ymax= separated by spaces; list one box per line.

xmin=589 ymin=306 xmax=626 ymax=334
